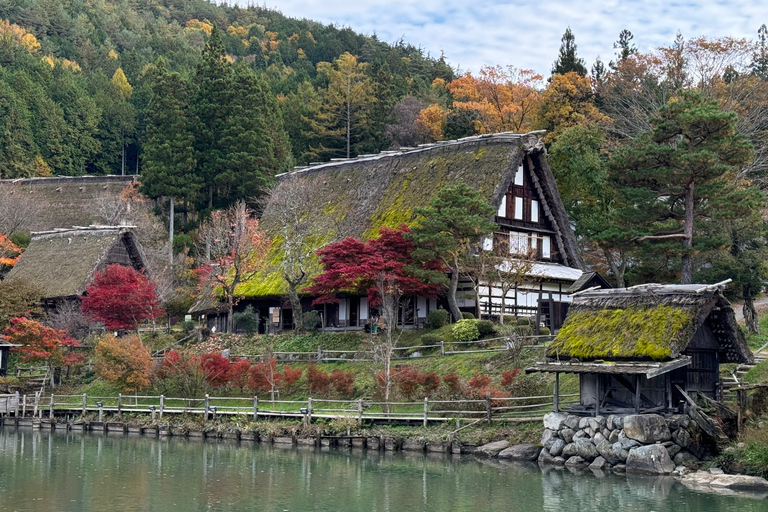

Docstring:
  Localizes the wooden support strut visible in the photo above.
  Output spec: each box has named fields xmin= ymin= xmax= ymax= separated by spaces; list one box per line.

xmin=554 ymin=373 xmax=559 ymax=413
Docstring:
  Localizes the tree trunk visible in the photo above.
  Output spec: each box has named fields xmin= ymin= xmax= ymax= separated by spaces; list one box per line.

xmin=227 ymin=300 xmax=234 ymax=334
xmin=447 ymin=259 xmax=463 ymax=322
xmin=744 ymin=285 xmax=760 ymax=334
xmin=681 ymin=181 xmax=695 ymax=284
xmin=168 ymin=196 xmax=175 ymax=266
xmin=287 ymin=281 xmax=303 ymax=331
xmin=500 ymin=292 xmax=507 ymax=324
xmin=603 ymin=248 xmax=626 ymax=288
xmin=208 ymin=185 xmax=214 ymax=210
xmin=121 ymin=140 xmax=125 ymax=176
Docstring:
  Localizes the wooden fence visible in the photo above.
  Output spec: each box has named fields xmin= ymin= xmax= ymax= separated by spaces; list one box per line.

xmin=0 ymin=391 xmax=578 ymax=425
xmin=228 ymin=335 xmax=552 ymax=364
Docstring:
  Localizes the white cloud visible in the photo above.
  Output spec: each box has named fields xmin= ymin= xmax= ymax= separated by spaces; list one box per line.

xmin=240 ymin=0 xmax=765 ymax=74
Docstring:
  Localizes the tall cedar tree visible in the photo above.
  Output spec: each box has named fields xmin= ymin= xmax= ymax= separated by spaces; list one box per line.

xmin=194 ymin=26 xmax=231 ymax=209
xmin=551 ymin=27 xmax=587 ymax=77
xmin=81 ymin=264 xmax=163 ymax=331
xmin=140 ymin=59 xmax=200 ymax=264
xmin=610 ymin=91 xmax=754 ymax=284
xmin=4 ymin=317 xmax=84 ymax=388
xmin=305 ymin=225 xmax=441 ymax=403
xmin=410 ymin=183 xmax=497 ymax=321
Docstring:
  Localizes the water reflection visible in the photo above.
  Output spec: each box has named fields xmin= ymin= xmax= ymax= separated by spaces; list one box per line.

xmin=0 ymin=426 xmax=765 ymax=512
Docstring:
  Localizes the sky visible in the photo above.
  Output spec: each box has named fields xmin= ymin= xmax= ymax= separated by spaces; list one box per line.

xmin=240 ymin=0 xmax=765 ymax=75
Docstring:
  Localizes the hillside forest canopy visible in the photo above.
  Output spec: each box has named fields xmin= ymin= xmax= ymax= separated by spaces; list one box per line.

xmin=1 ymin=1 xmax=768 ymax=330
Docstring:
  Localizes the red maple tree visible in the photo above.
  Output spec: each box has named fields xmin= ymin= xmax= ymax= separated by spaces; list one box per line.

xmin=81 ymin=264 xmax=163 ymax=330
xmin=305 ymin=225 xmax=442 ymax=403
xmin=4 ymin=317 xmax=84 ymax=388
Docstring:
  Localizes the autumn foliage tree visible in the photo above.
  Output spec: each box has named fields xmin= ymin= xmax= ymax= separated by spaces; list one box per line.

xmin=4 ymin=317 xmax=84 ymax=387
xmin=306 ymin=225 xmax=441 ymax=404
xmin=94 ymin=333 xmax=152 ymax=393
xmin=81 ymin=264 xmax=163 ymax=331
xmin=198 ymin=201 xmax=268 ymax=333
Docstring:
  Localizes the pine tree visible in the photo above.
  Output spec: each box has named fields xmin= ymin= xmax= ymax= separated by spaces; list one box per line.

xmin=551 ymin=27 xmax=587 ymax=77
xmin=751 ymin=24 xmax=768 ymax=79
xmin=141 ymin=59 xmax=200 ymax=264
xmin=610 ymin=29 xmax=637 ymax=68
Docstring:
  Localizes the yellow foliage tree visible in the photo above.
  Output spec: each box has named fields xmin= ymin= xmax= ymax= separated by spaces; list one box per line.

xmin=94 ymin=334 xmax=153 ymax=393
xmin=536 ymin=71 xmax=608 ymax=143
xmin=111 ymin=68 xmax=133 ymax=101
xmin=416 ymin=104 xmax=448 ymax=141
xmin=447 ymin=66 xmax=543 ymax=133
xmin=33 ymin=156 xmax=52 ymax=177
xmin=108 ymin=49 xmax=118 ymax=60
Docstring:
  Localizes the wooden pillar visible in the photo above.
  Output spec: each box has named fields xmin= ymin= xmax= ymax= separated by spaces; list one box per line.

xmin=554 ymin=373 xmax=560 ymax=412
xmin=737 ymin=389 xmax=746 ymax=433
xmin=634 ymin=375 xmax=641 ymax=414
xmin=594 ymin=375 xmax=600 ymax=417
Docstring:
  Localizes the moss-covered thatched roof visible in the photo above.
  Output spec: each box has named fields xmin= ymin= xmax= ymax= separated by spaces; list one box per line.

xmin=236 ymin=132 xmax=582 ymax=300
xmin=0 ymin=175 xmax=137 ymax=232
xmin=4 ymin=226 xmax=147 ymax=299
xmin=547 ymin=283 xmax=752 ymax=364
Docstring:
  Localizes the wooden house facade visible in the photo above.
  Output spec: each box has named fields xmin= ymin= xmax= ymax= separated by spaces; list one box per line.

xmin=191 ymin=132 xmax=586 ymax=333
xmin=527 ymin=283 xmax=753 ymax=415
xmin=4 ymin=226 xmax=148 ymax=308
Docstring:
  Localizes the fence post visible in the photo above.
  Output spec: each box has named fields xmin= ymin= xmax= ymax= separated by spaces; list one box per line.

xmin=317 ymin=345 xmax=323 ymax=362
xmin=253 ymin=396 xmax=258 ymax=420
xmin=22 ymin=394 xmax=27 ymax=417
xmin=440 ymin=341 xmax=445 ymax=357
xmin=82 ymin=394 xmax=87 ymax=416
xmin=486 ymin=391 xmax=492 ymax=425
xmin=49 ymin=394 xmax=54 ymax=418
xmin=204 ymin=394 xmax=210 ymax=419
xmin=159 ymin=395 xmax=164 ymax=419
xmin=423 ymin=397 xmax=428 ymax=428
xmin=307 ymin=397 xmax=312 ymax=425
xmin=357 ymin=399 xmax=363 ymax=424
xmin=14 ymin=391 xmax=19 ymax=417
xmin=33 ymin=392 xmax=39 ymax=418
xmin=117 ymin=393 xmax=122 ymax=415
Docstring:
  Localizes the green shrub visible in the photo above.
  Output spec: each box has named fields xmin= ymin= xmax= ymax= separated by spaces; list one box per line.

xmin=233 ymin=305 xmax=259 ymax=335
xmin=516 ymin=317 xmax=531 ymax=326
xmin=501 ymin=315 xmax=517 ymax=325
xmin=420 ymin=334 xmax=442 ymax=345
xmin=180 ymin=320 xmax=196 ymax=334
xmin=538 ymin=326 xmax=551 ymax=335
xmin=428 ymin=309 xmax=451 ymax=329
xmin=302 ymin=310 xmax=322 ymax=331
xmin=461 ymin=312 xmax=476 ymax=320
xmin=477 ymin=320 xmax=496 ymax=337
xmin=452 ymin=319 xmax=480 ymax=342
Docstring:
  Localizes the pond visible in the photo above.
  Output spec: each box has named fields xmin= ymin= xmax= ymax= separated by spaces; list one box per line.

xmin=0 ymin=426 xmax=765 ymax=512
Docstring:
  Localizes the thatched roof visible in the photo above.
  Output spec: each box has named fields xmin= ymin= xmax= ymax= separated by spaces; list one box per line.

xmin=545 ymin=283 xmax=752 ymax=364
xmin=239 ymin=131 xmax=582 ymax=299
xmin=0 ymin=175 xmax=136 ymax=232
xmin=4 ymin=226 xmax=147 ymax=299
xmin=527 ymin=356 xmax=692 ymax=378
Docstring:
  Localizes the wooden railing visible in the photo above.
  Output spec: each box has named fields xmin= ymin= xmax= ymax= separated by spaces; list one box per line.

xmin=1 ymin=391 xmax=578 ymax=425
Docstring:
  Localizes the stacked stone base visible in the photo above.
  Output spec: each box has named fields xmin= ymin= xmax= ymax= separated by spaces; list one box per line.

xmin=540 ymin=412 xmax=703 ymax=474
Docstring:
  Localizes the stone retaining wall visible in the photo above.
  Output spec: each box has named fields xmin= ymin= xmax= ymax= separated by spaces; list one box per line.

xmin=539 ymin=412 xmax=705 ymax=474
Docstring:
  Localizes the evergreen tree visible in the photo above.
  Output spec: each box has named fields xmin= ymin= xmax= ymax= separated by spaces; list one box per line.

xmin=609 ymin=91 xmax=754 ymax=284
xmin=141 ymin=59 xmax=200 ymax=264
xmin=0 ymin=81 xmax=35 ymax=178
xmin=551 ymin=27 xmax=587 ymax=77
xmin=751 ymin=24 xmax=768 ymax=79
xmin=610 ymin=29 xmax=637 ymax=68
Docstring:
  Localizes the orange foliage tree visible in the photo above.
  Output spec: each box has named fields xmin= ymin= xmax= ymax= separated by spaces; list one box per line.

xmin=446 ymin=66 xmax=543 ymax=134
xmin=4 ymin=317 xmax=84 ymax=387
xmin=94 ymin=333 xmax=153 ymax=393
xmin=0 ymin=234 xmax=22 ymax=270
xmin=536 ymin=71 xmax=608 ymax=143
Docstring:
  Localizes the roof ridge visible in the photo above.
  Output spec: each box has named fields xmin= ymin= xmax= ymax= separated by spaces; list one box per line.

xmin=31 ymin=225 xmax=136 ymax=237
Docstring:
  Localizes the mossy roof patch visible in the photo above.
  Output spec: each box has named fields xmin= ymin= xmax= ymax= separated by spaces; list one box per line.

xmin=240 ymin=132 xmax=584 ymax=300
xmin=548 ymin=304 xmax=696 ymax=361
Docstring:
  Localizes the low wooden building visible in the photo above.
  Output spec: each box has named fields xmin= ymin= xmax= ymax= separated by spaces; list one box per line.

xmin=3 ymin=226 xmax=148 ymax=308
xmin=0 ymin=338 xmax=20 ymax=377
xmin=192 ymin=131 xmax=586 ymax=333
xmin=526 ymin=283 xmax=753 ymax=415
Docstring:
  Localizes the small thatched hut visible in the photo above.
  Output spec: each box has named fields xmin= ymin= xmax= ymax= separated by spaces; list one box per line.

xmin=192 ymin=131 xmax=585 ymax=333
xmin=4 ymin=226 xmax=148 ymax=307
xmin=527 ymin=283 xmax=752 ymax=415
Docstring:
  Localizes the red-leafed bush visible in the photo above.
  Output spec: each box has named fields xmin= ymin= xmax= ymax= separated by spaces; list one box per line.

xmin=200 ymin=353 xmax=231 ymax=387
xmin=249 ymin=358 xmax=281 ymax=393
xmin=443 ymin=372 xmax=462 ymax=395
xmin=393 ymin=366 xmax=422 ymax=400
xmin=227 ymin=359 xmax=252 ymax=390
xmin=469 ymin=373 xmax=492 ymax=390
xmin=419 ymin=372 xmax=441 ymax=396
xmin=306 ymin=363 xmax=330 ymax=395
xmin=501 ymin=369 xmax=521 ymax=388
xmin=470 ymin=385 xmax=509 ymax=406
xmin=330 ymin=369 xmax=355 ymax=397
xmin=282 ymin=365 xmax=303 ymax=390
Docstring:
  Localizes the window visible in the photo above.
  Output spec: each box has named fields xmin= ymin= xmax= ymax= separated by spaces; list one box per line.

xmin=531 ymin=200 xmax=539 ymax=223
xmin=497 ymin=196 xmax=507 ymax=217
xmin=514 ymin=197 xmax=523 ymax=220
xmin=509 ymin=232 xmax=528 ymax=254
xmin=514 ymin=164 xmax=524 ymax=186
xmin=542 ymin=236 xmax=551 ymax=258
